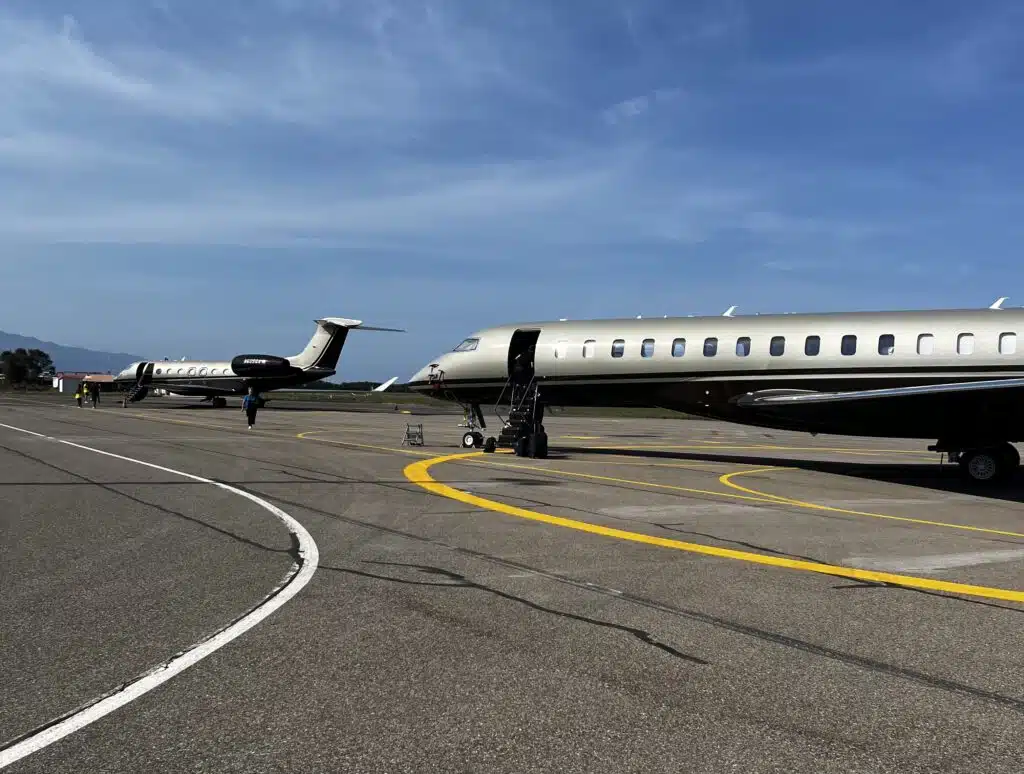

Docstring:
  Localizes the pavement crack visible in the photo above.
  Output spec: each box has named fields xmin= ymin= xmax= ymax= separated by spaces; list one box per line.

xmin=0 ymin=440 xmax=293 ymax=559
xmin=265 ymin=491 xmax=1024 ymax=714
xmin=652 ymin=523 xmax=1024 ymax=615
xmin=655 ymin=523 xmax=825 ymax=565
xmin=323 ymin=560 xmax=709 ymax=666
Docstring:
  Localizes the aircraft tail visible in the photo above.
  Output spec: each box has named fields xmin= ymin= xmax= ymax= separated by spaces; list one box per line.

xmin=288 ymin=318 xmax=403 ymax=373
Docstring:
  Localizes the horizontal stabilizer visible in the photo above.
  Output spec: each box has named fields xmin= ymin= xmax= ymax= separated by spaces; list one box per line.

xmin=318 ymin=318 xmax=405 ymax=332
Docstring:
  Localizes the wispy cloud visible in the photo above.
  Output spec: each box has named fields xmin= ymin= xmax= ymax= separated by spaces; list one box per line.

xmin=602 ymin=88 xmax=683 ymax=124
xmin=4 ymin=0 xmax=1024 ymax=373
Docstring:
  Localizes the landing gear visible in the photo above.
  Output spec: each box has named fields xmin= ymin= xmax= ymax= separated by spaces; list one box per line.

xmin=931 ymin=440 xmax=1020 ymax=483
xmin=458 ymin=403 xmax=490 ymax=449
xmin=211 ymin=396 xmax=227 ymax=408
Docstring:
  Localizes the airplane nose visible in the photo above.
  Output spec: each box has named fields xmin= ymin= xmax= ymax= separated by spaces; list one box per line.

xmin=408 ymin=359 xmax=443 ymax=388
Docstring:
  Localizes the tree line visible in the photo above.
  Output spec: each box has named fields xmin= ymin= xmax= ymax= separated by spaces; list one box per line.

xmin=1 ymin=348 xmax=55 ymax=386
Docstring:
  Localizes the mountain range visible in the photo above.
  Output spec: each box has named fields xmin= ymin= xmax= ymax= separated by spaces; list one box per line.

xmin=0 ymin=331 xmax=142 ymax=374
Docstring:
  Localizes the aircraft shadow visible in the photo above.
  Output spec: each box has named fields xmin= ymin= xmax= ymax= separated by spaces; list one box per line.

xmin=554 ymin=445 xmax=1024 ymax=506
xmin=163 ymin=402 xmax=457 ymax=415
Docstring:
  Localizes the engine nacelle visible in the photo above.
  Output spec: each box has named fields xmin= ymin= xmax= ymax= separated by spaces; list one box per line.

xmin=230 ymin=354 xmax=296 ymax=377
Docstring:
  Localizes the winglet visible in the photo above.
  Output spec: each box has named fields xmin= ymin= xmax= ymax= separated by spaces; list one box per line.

xmin=989 ymin=297 xmax=1009 ymax=310
xmin=722 ymin=305 xmax=737 ymax=317
xmin=373 ymin=377 xmax=398 ymax=392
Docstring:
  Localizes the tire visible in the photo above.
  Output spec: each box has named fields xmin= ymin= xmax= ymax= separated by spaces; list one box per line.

xmin=471 ymin=431 xmax=484 ymax=448
xmin=462 ymin=431 xmax=476 ymax=448
xmin=960 ymin=449 xmax=1002 ymax=483
xmin=484 ymin=437 xmax=496 ymax=453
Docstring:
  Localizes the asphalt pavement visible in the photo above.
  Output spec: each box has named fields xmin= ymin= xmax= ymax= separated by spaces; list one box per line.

xmin=2 ymin=394 xmax=1021 ymax=773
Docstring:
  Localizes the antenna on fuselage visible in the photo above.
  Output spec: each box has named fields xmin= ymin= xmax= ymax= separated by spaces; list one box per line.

xmin=989 ymin=297 xmax=1009 ymax=310
xmin=722 ymin=305 xmax=737 ymax=317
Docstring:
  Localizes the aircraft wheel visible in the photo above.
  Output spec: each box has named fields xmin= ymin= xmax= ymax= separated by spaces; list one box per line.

xmin=484 ymin=436 xmax=497 ymax=453
xmin=960 ymin=448 xmax=1004 ymax=483
xmin=462 ymin=431 xmax=477 ymax=448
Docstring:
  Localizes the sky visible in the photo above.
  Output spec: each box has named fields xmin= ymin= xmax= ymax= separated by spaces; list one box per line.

xmin=4 ymin=0 xmax=1024 ymax=381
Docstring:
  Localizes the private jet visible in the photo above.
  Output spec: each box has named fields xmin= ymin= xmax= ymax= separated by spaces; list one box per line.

xmin=114 ymin=317 xmax=402 ymax=407
xmin=407 ymin=301 xmax=1024 ymax=482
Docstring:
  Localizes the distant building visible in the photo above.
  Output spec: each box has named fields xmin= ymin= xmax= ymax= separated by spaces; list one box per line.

xmin=53 ymin=372 xmax=115 ymax=394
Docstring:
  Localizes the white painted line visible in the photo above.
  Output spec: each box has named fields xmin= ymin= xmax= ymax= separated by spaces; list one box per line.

xmin=0 ymin=421 xmax=320 ymax=769
xmin=843 ymin=549 xmax=1024 ymax=574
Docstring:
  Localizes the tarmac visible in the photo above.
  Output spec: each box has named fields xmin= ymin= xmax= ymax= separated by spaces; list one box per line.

xmin=1 ymin=392 xmax=1022 ymax=773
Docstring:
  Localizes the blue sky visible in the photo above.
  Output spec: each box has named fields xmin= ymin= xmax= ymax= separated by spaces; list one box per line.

xmin=3 ymin=0 xmax=1024 ymax=380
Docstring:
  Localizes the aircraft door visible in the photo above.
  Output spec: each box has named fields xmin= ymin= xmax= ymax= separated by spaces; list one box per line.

xmin=140 ymin=362 xmax=155 ymax=384
xmin=508 ymin=329 xmax=541 ymax=384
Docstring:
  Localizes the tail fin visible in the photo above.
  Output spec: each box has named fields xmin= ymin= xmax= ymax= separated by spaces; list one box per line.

xmin=288 ymin=318 xmax=404 ymax=373
xmin=373 ymin=376 xmax=399 ymax=392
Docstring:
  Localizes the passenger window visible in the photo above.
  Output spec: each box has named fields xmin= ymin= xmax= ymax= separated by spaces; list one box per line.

xmin=155 ymin=368 xmax=162 ymax=375
xmin=704 ymin=337 xmax=718 ymax=356
xmin=582 ymin=339 xmax=596 ymax=358
xmin=187 ymin=367 xmax=196 ymax=375
xmin=878 ymin=334 xmax=895 ymax=355
xmin=770 ymin=336 xmax=785 ymax=356
xmin=917 ymin=334 xmax=934 ymax=355
xmin=641 ymin=338 xmax=655 ymax=358
xmin=611 ymin=339 xmax=625 ymax=358
xmin=735 ymin=337 xmax=751 ymax=356
xmin=999 ymin=332 xmax=1016 ymax=355
xmin=804 ymin=335 xmax=820 ymax=356
xmin=957 ymin=333 xmax=974 ymax=355
xmin=553 ymin=340 xmax=568 ymax=359
xmin=841 ymin=335 xmax=857 ymax=356
xmin=671 ymin=338 xmax=686 ymax=357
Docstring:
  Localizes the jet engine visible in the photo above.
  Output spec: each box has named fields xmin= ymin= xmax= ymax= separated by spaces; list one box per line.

xmin=230 ymin=354 xmax=297 ymax=377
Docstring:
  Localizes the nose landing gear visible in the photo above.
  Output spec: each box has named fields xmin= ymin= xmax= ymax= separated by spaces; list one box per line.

xmin=459 ymin=403 xmax=495 ymax=450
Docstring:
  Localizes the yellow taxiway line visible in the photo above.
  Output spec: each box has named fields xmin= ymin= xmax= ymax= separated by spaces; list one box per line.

xmin=403 ymin=452 xmax=1024 ymax=604
xmin=718 ymin=468 xmax=1024 ymax=540
xmin=16 ymin=401 xmax=1024 ymax=580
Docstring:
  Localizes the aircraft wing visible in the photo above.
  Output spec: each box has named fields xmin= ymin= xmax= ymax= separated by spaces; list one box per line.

xmin=734 ymin=377 xmax=1024 ymax=408
xmin=163 ymin=384 xmax=239 ymax=397
xmin=299 ymin=377 xmax=400 ymax=397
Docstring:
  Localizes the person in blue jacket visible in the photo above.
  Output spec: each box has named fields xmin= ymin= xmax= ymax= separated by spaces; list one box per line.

xmin=242 ymin=387 xmax=259 ymax=429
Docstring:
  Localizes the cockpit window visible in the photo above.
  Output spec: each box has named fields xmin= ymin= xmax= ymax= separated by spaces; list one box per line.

xmin=452 ymin=338 xmax=479 ymax=352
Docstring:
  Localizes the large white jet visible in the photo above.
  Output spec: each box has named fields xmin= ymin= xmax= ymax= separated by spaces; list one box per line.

xmin=407 ymin=303 xmax=1024 ymax=482
xmin=114 ymin=317 xmax=401 ymax=407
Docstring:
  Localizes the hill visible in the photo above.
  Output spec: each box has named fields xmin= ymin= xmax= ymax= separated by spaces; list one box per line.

xmin=0 ymin=331 xmax=142 ymax=374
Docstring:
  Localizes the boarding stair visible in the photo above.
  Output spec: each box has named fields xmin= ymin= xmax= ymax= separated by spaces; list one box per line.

xmin=494 ymin=377 xmax=547 ymax=458
xmin=124 ymin=382 xmax=149 ymax=405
